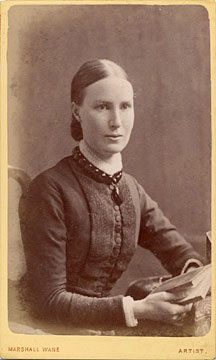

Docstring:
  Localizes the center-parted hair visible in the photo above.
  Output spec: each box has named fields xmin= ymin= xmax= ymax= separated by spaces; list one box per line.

xmin=70 ymin=59 xmax=128 ymax=141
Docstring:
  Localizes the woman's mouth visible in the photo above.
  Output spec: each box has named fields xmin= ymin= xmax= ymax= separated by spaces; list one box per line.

xmin=105 ymin=135 xmax=123 ymax=139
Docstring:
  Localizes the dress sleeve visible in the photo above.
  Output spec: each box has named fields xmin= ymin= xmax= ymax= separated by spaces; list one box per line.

xmin=136 ymin=182 xmax=203 ymax=276
xmin=19 ymin=173 xmax=126 ymax=328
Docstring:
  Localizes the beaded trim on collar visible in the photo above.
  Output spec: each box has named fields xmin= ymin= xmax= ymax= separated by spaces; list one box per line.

xmin=72 ymin=146 xmax=122 ymax=185
xmin=72 ymin=147 xmax=123 ymax=205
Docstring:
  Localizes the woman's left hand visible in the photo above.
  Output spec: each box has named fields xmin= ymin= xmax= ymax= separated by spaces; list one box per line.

xmin=133 ymin=291 xmax=193 ymax=326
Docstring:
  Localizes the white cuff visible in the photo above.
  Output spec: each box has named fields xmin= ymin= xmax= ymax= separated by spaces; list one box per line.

xmin=181 ymin=258 xmax=203 ymax=274
xmin=122 ymin=296 xmax=138 ymax=327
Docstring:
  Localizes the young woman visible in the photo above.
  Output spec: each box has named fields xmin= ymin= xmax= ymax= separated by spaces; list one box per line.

xmin=19 ymin=59 xmax=202 ymax=334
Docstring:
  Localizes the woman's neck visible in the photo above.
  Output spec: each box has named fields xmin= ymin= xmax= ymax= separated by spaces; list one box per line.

xmin=79 ymin=140 xmax=122 ymax=175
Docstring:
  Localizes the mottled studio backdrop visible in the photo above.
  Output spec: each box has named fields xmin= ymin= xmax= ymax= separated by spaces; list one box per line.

xmin=8 ymin=5 xmax=211 ymax=285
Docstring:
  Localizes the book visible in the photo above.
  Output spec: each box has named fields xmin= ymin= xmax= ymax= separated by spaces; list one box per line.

xmin=151 ymin=264 xmax=211 ymax=305
xmin=206 ymin=231 xmax=211 ymax=262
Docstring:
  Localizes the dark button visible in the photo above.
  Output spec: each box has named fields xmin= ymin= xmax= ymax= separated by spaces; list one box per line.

xmin=115 ymin=215 xmax=121 ymax=222
xmin=113 ymin=248 xmax=119 ymax=256
xmin=148 ymin=226 xmax=154 ymax=233
xmin=115 ymin=237 xmax=121 ymax=244
xmin=117 ymin=264 xmax=126 ymax=271
xmin=97 ymin=286 xmax=103 ymax=292
xmin=114 ymin=205 xmax=119 ymax=211
xmin=115 ymin=225 xmax=121 ymax=233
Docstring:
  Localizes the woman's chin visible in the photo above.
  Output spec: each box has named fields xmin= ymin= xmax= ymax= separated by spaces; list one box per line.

xmin=86 ymin=139 xmax=128 ymax=158
xmin=100 ymin=144 xmax=126 ymax=156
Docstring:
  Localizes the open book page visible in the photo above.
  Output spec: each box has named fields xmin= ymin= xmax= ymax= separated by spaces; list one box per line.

xmin=177 ymin=274 xmax=211 ymax=304
xmin=206 ymin=231 xmax=211 ymax=243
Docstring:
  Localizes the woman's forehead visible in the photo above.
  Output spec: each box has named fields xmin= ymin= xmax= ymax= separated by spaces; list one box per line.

xmin=83 ymin=76 xmax=134 ymax=102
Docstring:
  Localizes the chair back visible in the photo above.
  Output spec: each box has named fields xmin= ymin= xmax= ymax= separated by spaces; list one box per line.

xmin=8 ymin=165 xmax=31 ymax=281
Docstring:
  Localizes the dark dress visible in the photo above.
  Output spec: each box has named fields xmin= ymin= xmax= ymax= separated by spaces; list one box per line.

xmin=19 ymin=148 xmax=202 ymax=332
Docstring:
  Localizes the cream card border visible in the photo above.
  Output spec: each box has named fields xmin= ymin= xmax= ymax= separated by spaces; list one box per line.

xmin=1 ymin=1 xmax=215 ymax=359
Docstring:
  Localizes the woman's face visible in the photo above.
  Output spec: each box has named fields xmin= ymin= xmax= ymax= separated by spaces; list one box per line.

xmin=77 ymin=76 xmax=134 ymax=158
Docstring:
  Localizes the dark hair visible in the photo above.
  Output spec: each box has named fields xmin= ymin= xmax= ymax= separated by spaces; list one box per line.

xmin=70 ymin=59 xmax=128 ymax=141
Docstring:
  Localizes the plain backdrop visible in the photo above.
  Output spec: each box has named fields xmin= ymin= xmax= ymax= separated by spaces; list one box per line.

xmin=8 ymin=4 xmax=211 ymax=285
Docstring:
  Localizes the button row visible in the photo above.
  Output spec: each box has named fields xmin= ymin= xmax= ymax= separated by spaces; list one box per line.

xmin=111 ymin=204 xmax=122 ymax=262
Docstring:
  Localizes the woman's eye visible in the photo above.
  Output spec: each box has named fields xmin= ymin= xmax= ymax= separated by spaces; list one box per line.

xmin=121 ymin=103 xmax=131 ymax=110
xmin=96 ymin=104 xmax=109 ymax=110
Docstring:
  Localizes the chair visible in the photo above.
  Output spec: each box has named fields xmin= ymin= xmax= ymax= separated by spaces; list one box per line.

xmin=8 ymin=165 xmax=31 ymax=193
xmin=8 ymin=165 xmax=31 ymax=282
xmin=8 ymin=166 xmax=51 ymax=334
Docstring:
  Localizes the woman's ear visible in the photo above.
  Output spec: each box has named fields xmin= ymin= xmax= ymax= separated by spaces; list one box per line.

xmin=71 ymin=102 xmax=81 ymax=122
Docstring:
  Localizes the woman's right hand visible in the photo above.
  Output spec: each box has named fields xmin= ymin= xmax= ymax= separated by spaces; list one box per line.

xmin=133 ymin=292 xmax=192 ymax=325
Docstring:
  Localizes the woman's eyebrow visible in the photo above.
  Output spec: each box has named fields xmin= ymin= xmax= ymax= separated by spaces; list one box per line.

xmin=93 ymin=100 xmax=112 ymax=104
xmin=93 ymin=100 xmax=133 ymax=105
xmin=121 ymin=100 xmax=132 ymax=104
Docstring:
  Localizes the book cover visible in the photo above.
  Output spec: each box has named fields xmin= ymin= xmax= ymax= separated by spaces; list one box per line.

xmin=151 ymin=264 xmax=211 ymax=305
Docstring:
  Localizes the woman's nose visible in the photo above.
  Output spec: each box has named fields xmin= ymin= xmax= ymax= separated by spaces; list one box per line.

xmin=109 ymin=109 xmax=121 ymax=128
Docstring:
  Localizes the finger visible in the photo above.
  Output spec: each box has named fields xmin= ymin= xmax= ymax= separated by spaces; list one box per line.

xmin=176 ymin=304 xmax=193 ymax=313
xmin=162 ymin=292 xmax=193 ymax=305
xmin=169 ymin=313 xmax=186 ymax=325
xmin=172 ymin=303 xmax=193 ymax=314
xmin=174 ymin=319 xmax=185 ymax=327
xmin=160 ymin=315 xmax=184 ymax=326
xmin=173 ymin=313 xmax=187 ymax=320
xmin=159 ymin=291 xmax=178 ymax=301
xmin=169 ymin=290 xmax=191 ymax=301
xmin=184 ymin=303 xmax=193 ymax=312
xmin=180 ymin=312 xmax=187 ymax=319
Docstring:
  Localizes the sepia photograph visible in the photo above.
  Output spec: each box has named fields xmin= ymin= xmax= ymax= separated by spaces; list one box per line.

xmin=1 ymin=1 xmax=215 ymax=359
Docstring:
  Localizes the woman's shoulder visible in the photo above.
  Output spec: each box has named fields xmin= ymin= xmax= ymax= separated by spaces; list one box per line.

xmin=29 ymin=155 xmax=77 ymax=189
xmin=123 ymin=172 xmax=148 ymax=201
xmin=123 ymin=172 xmax=142 ymax=191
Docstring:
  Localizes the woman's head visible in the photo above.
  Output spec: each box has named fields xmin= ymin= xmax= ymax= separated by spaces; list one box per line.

xmin=71 ymin=59 xmax=134 ymax=157
xmin=71 ymin=59 xmax=128 ymax=105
